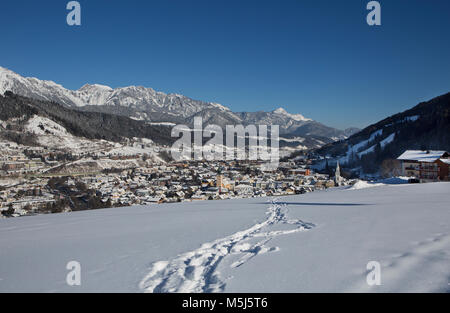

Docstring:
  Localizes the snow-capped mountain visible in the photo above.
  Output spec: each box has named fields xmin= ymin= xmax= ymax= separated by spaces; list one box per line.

xmin=0 ymin=66 xmax=86 ymax=108
xmin=0 ymin=66 xmax=230 ymax=119
xmin=272 ymin=107 xmax=311 ymax=122
xmin=0 ymin=66 xmax=355 ymax=143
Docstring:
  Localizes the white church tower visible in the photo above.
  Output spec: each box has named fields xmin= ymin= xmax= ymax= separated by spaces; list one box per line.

xmin=334 ymin=161 xmax=343 ymax=186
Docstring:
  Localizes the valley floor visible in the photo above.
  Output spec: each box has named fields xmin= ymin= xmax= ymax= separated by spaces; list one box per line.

xmin=0 ymin=182 xmax=449 ymax=292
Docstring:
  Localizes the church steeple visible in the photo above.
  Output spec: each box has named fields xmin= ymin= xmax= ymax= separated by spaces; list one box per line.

xmin=334 ymin=161 xmax=343 ymax=186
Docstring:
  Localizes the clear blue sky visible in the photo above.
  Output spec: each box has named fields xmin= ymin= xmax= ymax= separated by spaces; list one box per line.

xmin=1 ymin=0 xmax=449 ymax=129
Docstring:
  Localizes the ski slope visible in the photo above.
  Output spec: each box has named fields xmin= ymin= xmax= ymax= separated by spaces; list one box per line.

xmin=0 ymin=182 xmax=449 ymax=292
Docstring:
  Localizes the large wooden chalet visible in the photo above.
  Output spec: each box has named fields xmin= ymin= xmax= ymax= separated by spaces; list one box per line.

xmin=397 ymin=150 xmax=450 ymax=182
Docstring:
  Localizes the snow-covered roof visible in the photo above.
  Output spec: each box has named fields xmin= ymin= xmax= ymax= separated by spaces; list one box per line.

xmin=397 ymin=150 xmax=448 ymax=162
xmin=439 ymin=158 xmax=450 ymax=165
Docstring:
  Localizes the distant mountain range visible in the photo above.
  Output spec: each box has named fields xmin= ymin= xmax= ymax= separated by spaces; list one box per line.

xmin=0 ymin=66 xmax=359 ymax=149
xmin=1 ymin=66 xmax=448 ymax=169
xmin=314 ymin=92 xmax=450 ymax=173
xmin=0 ymin=91 xmax=174 ymax=147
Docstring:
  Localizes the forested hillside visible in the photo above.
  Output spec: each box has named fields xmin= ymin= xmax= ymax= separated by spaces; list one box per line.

xmin=0 ymin=91 xmax=173 ymax=145
xmin=315 ymin=92 xmax=450 ymax=173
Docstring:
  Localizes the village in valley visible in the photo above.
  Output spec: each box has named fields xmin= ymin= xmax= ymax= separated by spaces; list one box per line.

xmin=0 ymin=138 xmax=341 ymax=217
xmin=1 ymin=133 xmax=449 ymax=218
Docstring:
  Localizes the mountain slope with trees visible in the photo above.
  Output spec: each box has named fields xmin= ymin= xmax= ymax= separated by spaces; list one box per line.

xmin=0 ymin=92 xmax=173 ymax=146
xmin=315 ymin=92 xmax=450 ymax=173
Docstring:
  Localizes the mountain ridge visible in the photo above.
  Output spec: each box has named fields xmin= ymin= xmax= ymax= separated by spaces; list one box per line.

xmin=0 ymin=66 xmax=358 ymax=141
xmin=0 ymin=91 xmax=174 ymax=147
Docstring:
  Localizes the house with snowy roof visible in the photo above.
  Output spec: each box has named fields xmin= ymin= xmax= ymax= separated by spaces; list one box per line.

xmin=397 ymin=150 xmax=450 ymax=182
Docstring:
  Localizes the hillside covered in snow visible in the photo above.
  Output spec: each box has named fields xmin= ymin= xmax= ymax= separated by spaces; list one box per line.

xmin=1 ymin=182 xmax=449 ymax=292
xmin=0 ymin=92 xmax=174 ymax=147
xmin=315 ymin=92 xmax=450 ymax=173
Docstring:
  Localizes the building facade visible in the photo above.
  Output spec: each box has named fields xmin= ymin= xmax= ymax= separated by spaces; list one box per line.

xmin=397 ymin=150 xmax=450 ymax=182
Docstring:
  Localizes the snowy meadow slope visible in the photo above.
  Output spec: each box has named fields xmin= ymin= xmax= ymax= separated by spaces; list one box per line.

xmin=0 ymin=182 xmax=449 ymax=293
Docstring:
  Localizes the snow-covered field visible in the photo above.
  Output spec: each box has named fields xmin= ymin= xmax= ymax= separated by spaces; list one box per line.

xmin=0 ymin=182 xmax=449 ymax=293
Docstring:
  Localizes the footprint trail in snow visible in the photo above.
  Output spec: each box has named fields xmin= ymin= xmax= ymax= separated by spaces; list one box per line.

xmin=139 ymin=199 xmax=315 ymax=293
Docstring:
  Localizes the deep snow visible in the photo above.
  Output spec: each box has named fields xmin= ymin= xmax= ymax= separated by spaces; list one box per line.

xmin=0 ymin=182 xmax=449 ymax=293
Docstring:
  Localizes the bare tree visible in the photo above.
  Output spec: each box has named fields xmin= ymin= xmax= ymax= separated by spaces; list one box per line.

xmin=380 ymin=159 xmax=401 ymax=178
